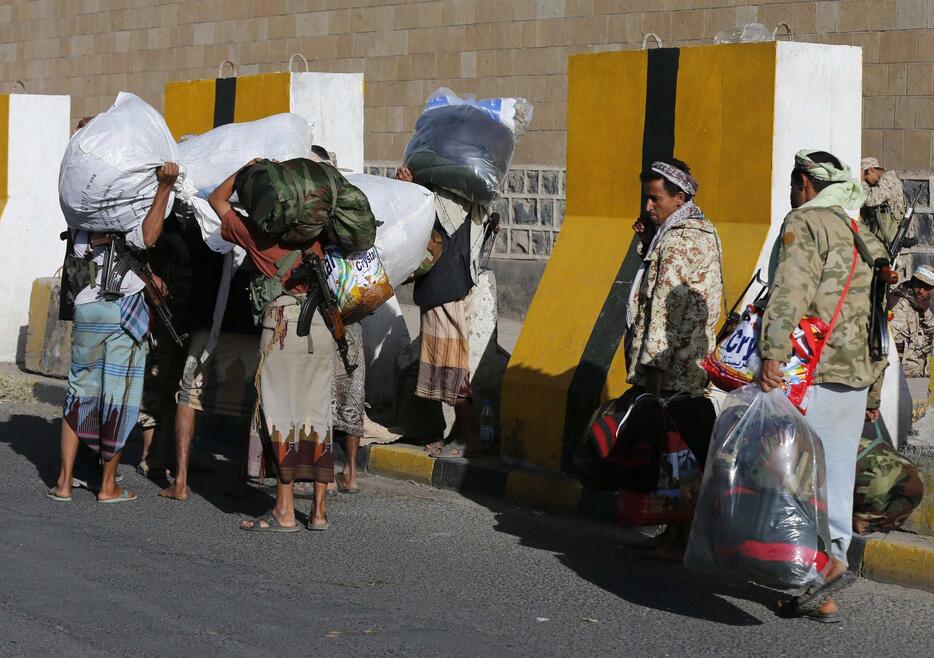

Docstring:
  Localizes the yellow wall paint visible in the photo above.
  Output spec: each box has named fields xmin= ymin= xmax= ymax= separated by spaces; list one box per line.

xmin=502 ymin=51 xmax=648 ymax=470
xmin=163 ymin=79 xmax=215 ymax=140
xmin=674 ymin=43 xmax=775 ymax=307
xmin=233 ymin=72 xmax=291 ymax=123
xmin=0 ymin=94 xmax=8 ymax=220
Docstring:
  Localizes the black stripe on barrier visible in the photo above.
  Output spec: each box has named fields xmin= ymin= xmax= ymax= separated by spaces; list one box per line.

xmin=560 ymin=48 xmax=680 ymax=470
xmin=213 ymin=77 xmax=237 ymax=127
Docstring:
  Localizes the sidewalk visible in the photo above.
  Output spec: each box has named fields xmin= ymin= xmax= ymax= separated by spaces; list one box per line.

xmin=360 ymin=440 xmax=934 ymax=595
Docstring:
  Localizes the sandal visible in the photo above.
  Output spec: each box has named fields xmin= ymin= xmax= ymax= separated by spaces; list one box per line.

xmin=47 ymin=487 xmax=71 ymax=502
xmin=336 ymin=472 xmax=359 ymax=494
xmin=423 ymin=439 xmax=446 ymax=454
xmin=794 ymin=571 xmax=856 ymax=613
xmin=429 ymin=441 xmax=470 ymax=459
xmin=98 ymin=489 xmax=137 ymax=504
xmin=240 ymin=512 xmax=301 ymax=533
xmin=777 ymin=571 xmax=857 ymax=618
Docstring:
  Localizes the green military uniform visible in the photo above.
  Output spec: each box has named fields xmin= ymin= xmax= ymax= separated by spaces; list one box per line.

xmin=853 ymin=428 xmax=924 ymax=534
xmin=760 ymin=205 xmax=888 ymax=394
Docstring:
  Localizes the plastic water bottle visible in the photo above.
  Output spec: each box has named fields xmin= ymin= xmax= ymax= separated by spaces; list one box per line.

xmin=479 ymin=400 xmax=495 ymax=449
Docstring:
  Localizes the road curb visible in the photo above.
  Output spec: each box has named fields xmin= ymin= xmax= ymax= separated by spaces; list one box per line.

xmin=363 ymin=443 xmax=934 ymax=595
xmin=360 ymin=443 xmax=617 ymax=521
xmin=849 ymin=533 xmax=934 ymax=594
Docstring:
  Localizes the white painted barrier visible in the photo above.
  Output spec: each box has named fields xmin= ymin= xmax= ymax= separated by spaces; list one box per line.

xmin=0 ymin=93 xmax=70 ymax=362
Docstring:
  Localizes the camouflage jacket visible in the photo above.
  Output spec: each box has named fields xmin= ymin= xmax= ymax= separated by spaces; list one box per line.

xmin=888 ymin=286 xmax=934 ymax=377
xmin=627 ymin=218 xmax=723 ymax=396
xmin=862 ymin=171 xmax=907 ymax=250
xmin=760 ymin=206 xmax=888 ymax=390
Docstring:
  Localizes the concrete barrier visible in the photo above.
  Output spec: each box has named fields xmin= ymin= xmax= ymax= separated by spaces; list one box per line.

xmin=0 ymin=92 xmax=70 ymax=363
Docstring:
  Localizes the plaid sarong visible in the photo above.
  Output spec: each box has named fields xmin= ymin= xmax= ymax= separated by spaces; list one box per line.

xmin=63 ymin=298 xmax=147 ymax=460
xmin=119 ymin=292 xmax=150 ymax=344
xmin=416 ymin=297 xmax=471 ymax=406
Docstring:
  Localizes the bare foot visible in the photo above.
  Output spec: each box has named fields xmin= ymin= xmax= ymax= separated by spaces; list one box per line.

xmin=159 ymin=482 xmax=189 ymax=501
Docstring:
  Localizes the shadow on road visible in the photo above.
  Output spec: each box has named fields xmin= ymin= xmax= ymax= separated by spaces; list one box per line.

xmin=458 ymin=359 xmax=779 ymax=626
xmin=482 ymin=498 xmax=776 ymax=626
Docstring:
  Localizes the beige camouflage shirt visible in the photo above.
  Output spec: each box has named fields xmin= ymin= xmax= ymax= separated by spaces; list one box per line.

xmin=627 ymin=218 xmax=723 ymax=396
xmin=889 ymin=290 xmax=934 ymax=378
xmin=862 ymin=170 xmax=907 ymax=249
xmin=761 ymin=206 xmax=888 ymax=389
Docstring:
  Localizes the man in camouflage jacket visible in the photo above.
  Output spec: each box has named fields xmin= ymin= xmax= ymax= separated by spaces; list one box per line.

xmin=888 ymin=266 xmax=934 ymax=378
xmin=760 ymin=150 xmax=888 ymax=622
xmin=861 ymin=156 xmax=908 ymax=254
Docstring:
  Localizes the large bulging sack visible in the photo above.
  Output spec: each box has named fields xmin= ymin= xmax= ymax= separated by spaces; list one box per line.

xmin=235 ymin=158 xmax=376 ymax=252
xmin=177 ymin=113 xmax=314 ymax=199
xmin=59 ymin=92 xmax=179 ymax=233
xmin=403 ymin=88 xmax=533 ymax=204
xmin=685 ymin=386 xmax=832 ymax=589
xmin=174 ymin=113 xmax=314 ymax=254
xmin=346 ymin=174 xmax=435 ymax=288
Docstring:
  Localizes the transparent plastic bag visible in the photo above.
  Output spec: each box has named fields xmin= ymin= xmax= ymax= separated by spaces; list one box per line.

xmin=59 ymin=92 xmax=179 ymax=233
xmin=403 ymin=88 xmax=534 ymax=204
xmin=714 ymin=23 xmax=772 ymax=45
xmin=423 ymin=87 xmax=534 ymax=135
xmin=684 ymin=386 xmax=832 ymax=588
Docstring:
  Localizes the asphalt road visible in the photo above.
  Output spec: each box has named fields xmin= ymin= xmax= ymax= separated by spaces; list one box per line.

xmin=1 ymin=396 xmax=933 ymax=657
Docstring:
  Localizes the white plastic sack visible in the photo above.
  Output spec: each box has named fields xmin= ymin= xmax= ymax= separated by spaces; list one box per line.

xmin=175 ymin=113 xmax=314 ymax=254
xmin=177 ymin=113 xmax=314 ymax=199
xmin=59 ymin=92 xmax=179 ymax=232
xmin=345 ymin=174 xmax=435 ymax=288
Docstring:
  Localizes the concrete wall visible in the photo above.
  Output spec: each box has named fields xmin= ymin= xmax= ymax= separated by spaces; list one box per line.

xmin=0 ymin=93 xmax=70 ymax=363
xmin=1 ymin=1 xmax=933 ymax=171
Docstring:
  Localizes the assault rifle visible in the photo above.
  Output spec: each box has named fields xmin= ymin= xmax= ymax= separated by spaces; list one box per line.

xmin=99 ymin=235 xmax=189 ymax=347
xmin=889 ymin=187 xmax=924 ymax=259
xmin=293 ymin=251 xmax=355 ymax=374
xmin=478 ymin=211 xmax=501 ymax=271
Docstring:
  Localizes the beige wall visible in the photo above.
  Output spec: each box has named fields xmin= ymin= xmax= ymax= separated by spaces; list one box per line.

xmin=1 ymin=0 xmax=933 ymax=170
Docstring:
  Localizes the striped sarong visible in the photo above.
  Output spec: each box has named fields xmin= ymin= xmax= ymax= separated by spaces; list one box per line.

xmin=416 ymin=298 xmax=471 ymax=406
xmin=255 ymin=298 xmax=335 ymax=484
xmin=63 ymin=297 xmax=147 ymax=460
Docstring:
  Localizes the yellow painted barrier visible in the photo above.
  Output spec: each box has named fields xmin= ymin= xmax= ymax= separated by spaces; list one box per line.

xmin=503 ymin=43 xmax=776 ymax=471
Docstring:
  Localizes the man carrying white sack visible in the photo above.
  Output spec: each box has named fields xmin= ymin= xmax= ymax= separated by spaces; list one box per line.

xmin=758 ymin=150 xmax=888 ymax=623
xmin=394 ymin=166 xmax=499 ymax=459
xmin=49 ymin=162 xmax=179 ymax=505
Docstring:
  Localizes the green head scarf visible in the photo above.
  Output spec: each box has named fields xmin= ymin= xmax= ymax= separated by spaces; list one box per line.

xmin=794 ymin=149 xmax=866 ymax=211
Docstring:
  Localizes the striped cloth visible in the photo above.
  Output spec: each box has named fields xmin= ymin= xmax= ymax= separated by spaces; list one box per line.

xmin=63 ymin=298 xmax=147 ymax=460
xmin=415 ymin=297 xmax=472 ymax=406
